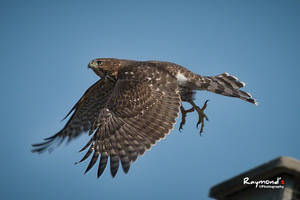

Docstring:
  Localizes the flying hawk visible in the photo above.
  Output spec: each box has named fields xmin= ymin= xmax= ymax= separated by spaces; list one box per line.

xmin=32 ymin=58 xmax=257 ymax=178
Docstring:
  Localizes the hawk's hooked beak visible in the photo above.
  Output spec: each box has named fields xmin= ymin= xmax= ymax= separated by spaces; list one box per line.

xmin=88 ymin=61 xmax=106 ymax=78
xmin=88 ymin=61 xmax=97 ymax=69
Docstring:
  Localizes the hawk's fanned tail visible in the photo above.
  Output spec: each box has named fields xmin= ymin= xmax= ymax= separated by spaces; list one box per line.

xmin=197 ymin=73 xmax=257 ymax=105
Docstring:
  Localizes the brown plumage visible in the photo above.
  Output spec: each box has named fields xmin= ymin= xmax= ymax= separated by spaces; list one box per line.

xmin=32 ymin=58 xmax=257 ymax=178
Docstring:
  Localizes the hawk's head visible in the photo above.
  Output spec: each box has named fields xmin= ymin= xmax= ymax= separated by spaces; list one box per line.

xmin=88 ymin=58 xmax=126 ymax=78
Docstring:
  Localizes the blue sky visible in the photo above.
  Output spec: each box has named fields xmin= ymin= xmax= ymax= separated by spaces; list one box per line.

xmin=0 ymin=0 xmax=299 ymax=199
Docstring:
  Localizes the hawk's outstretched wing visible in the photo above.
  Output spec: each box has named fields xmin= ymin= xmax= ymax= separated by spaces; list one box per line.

xmin=32 ymin=78 xmax=115 ymax=153
xmin=78 ymin=64 xmax=181 ymax=178
xmin=32 ymin=64 xmax=181 ymax=178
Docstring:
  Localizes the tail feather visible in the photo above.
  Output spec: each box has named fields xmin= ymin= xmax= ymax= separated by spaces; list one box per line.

xmin=198 ymin=73 xmax=257 ymax=105
xmin=215 ymin=72 xmax=245 ymax=90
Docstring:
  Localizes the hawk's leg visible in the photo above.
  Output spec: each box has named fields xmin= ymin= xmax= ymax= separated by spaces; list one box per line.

xmin=189 ymin=100 xmax=209 ymax=135
xmin=179 ymin=105 xmax=195 ymax=132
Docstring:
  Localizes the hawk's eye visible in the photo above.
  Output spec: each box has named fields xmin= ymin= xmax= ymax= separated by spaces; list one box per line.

xmin=97 ymin=60 xmax=104 ymax=66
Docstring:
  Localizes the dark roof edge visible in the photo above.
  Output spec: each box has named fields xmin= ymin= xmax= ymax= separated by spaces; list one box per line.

xmin=209 ymin=156 xmax=300 ymax=198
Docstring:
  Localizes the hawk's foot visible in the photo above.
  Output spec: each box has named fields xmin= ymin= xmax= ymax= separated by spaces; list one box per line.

xmin=179 ymin=105 xmax=194 ymax=132
xmin=189 ymin=100 xmax=209 ymax=135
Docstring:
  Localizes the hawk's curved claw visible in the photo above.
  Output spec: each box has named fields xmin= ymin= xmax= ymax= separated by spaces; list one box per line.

xmin=179 ymin=105 xmax=194 ymax=132
xmin=189 ymin=100 xmax=209 ymax=135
